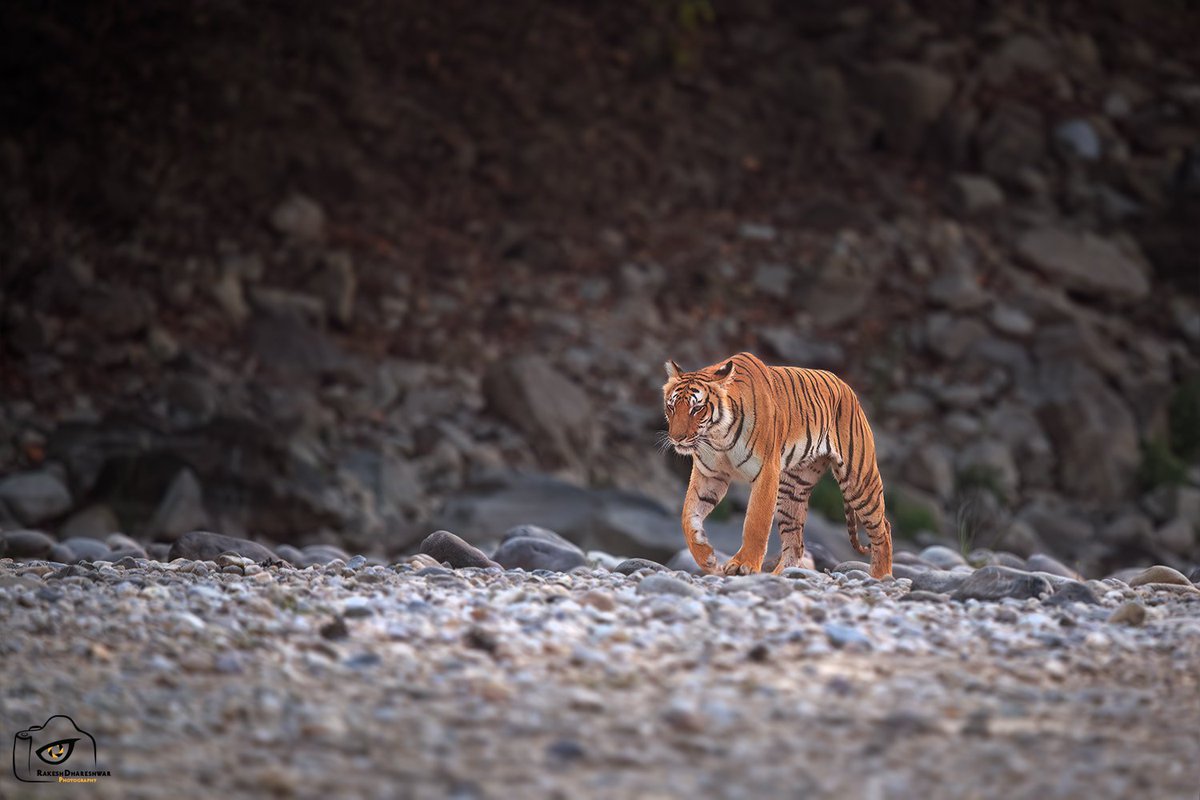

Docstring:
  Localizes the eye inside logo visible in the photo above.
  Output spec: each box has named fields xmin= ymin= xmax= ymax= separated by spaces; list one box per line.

xmin=35 ymin=739 xmax=77 ymax=765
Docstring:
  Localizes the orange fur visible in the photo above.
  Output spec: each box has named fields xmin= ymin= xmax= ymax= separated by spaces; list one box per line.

xmin=663 ymin=352 xmax=893 ymax=579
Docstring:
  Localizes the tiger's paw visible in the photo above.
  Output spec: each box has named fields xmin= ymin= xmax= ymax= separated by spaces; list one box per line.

xmin=721 ymin=557 xmax=759 ymax=576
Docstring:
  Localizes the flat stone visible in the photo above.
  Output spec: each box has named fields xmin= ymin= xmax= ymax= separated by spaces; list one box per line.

xmin=910 ymin=569 xmax=970 ymax=594
xmin=419 ymin=530 xmax=499 ymax=570
xmin=900 ymin=590 xmax=951 ymax=603
xmin=950 ymin=566 xmax=1052 ymax=602
xmin=1128 ymin=565 xmax=1192 ymax=587
xmin=1016 ymin=228 xmax=1149 ymax=301
xmin=167 ymin=531 xmax=276 ymax=563
xmin=831 ymin=560 xmax=871 ymax=574
xmin=636 ymin=574 xmax=701 ymax=598
xmin=614 ymin=558 xmax=668 ymax=575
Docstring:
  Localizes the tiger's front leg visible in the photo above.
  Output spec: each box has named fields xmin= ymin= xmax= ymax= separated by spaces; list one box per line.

xmin=723 ymin=460 xmax=780 ymax=576
xmin=681 ymin=463 xmax=730 ymax=574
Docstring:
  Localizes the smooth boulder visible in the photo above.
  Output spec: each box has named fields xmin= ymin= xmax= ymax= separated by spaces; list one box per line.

xmin=950 ymin=566 xmax=1052 ymax=602
xmin=492 ymin=536 xmax=588 ymax=573
xmin=167 ymin=531 xmax=276 ymax=563
xmin=419 ymin=530 xmax=499 ymax=569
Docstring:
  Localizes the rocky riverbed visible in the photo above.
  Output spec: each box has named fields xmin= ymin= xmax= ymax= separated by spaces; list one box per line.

xmin=3 ymin=547 xmax=1199 ymax=799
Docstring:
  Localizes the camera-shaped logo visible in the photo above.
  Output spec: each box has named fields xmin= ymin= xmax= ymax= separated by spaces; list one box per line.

xmin=12 ymin=715 xmax=98 ymax=783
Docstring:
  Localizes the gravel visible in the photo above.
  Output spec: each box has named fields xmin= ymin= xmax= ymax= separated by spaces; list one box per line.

xmin=2 ymin=556 xmax=1198 ymax=798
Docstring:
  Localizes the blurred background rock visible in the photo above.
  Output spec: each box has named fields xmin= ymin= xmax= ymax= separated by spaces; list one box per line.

xmin=0 ymin=0 xmax=1197 ymax=576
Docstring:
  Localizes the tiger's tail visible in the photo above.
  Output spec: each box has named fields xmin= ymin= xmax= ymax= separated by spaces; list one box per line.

xmin=843 ymin=502 xmax=869 ymax=555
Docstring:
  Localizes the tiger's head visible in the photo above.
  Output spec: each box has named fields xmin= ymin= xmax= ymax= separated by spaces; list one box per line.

xmin=662 ymin=358 xmax=736 ymax=454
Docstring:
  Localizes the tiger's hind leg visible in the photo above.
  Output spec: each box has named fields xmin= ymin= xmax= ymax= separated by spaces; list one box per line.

xmin=771 ymin=460 xmax=826 ymax=574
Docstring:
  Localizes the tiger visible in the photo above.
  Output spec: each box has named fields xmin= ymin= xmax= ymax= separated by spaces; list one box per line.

xmin=662 ymin=351 xmax=893 ymax=580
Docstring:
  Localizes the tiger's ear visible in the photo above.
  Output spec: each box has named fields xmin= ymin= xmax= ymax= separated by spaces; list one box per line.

xmin=713 ymin=360 xmax=735 ymax=380
xmin=664 ymin=360 xmax=682 ymax=380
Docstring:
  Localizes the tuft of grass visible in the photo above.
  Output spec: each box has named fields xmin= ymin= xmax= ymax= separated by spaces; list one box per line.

xmin=1138 ymin=439 xmax=1188 ymax=490
xmin=1136 ymin=377 xmax=1200 ymax=492
xmin=886 ymin=490 xmax=940 ymax=540
xmin=955 ymin=464 xmax=1007 ymax=503
xmin=1169 ymin=377 xmax=1200 ymax=462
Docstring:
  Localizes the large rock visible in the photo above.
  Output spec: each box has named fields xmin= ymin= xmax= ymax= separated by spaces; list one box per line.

xmin=910 ymin=568 xmax=970 ymax=594
xmin=145 ymin=469 xmax=209 ymax=542
xmin=1034 ymin=364 xmax=1139 ymax=501
xmin=0 ymin=529 xmax=57 ymax=559
xmin=167 ymin=531 xmax=276 ymax=563
xmin=60 ymin=537 xmax=113 ymax=562
xmin=419 ymin=530 xmax=499 ymax=570
xmin=977 ymin=102 xmax=1045 ymax=178
xmin=500 ymin=525 xmax=584 ymax=554
xmin=1016 ymin=228 xmax=1150 ymax=301
xmin=950 ymin=566 xmax=1052 ymax=602
xmin=269 ymin=193 xmax=325 ymax=241
xmin=857 ymin=61 xmax=955 ymax=155
xmin=60 ymin=504 xmax=120 ymax=540
xmin=949 ymin=174 xmax=1005 ymax=215
xmin=492 ymin=536 xmax=588 ymax=572
xmin=483 ymin=355 xmax=597 ymax=466
xmin=0 ymin=471 xmax=72 ymax=525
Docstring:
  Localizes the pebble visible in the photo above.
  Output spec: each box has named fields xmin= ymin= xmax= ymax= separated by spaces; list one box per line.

xmin=824 ymin=623 xmax=871 ymax=650
xmin=636 ymin=574 xmax=701 ymax=598
xmin=1107 ymin=601 xmax=1147 ymax=627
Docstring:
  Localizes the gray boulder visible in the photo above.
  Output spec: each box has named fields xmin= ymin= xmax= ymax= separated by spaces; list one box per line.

xmin=0 ymin=471 xmax=72 ymax=525
xmin=492 ymin=536 xmax=588 ymax=573
xmin=167 ymin=531 xmax=276 ymax=563
xmin=145 ymin=469 xmax=209 ymax=542
xmin=483 ymin=355 xmax=597 ymax=466
xmin=60 ymin=537 xmax=113 ymax=562
xmin=1 ymin=529 xmax=57 ymax=559
xmin=419 ymin=530 xmax=499 ymax=570
xmin=950 ymin=566 xmax=1052 ymax=602
xmin=1016 ymin=228 xmax=1149 ymax=301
